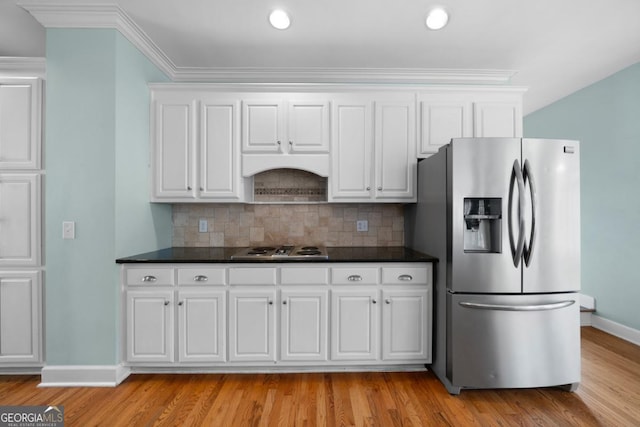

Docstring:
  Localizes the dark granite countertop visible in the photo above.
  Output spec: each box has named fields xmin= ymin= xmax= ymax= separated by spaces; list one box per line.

xmin=115 ymin=246 xmax=437 ymax=264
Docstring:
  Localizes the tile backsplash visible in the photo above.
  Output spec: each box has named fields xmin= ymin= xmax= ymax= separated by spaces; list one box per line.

xmin=173 ymin=203 xmax=404 ymax=247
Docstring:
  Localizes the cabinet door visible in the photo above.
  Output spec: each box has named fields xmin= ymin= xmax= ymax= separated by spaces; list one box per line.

xmin=177 ymin=290 xmax=226 ymax=363
xmin=374 ymin=97 xmax=416 ymax=201
xmin=228 ymin=288 xmax=276 ymax=361
xmin=200 ymin=97 xmax=242 ymax=200
xmin=126 ymin=290 xmax=174 ymax=363
xmin=0 ymin=80 xmax=41 ymax=169
xmin=280 ymin=288 xmax=328 ymax=361
xmin=151 ymin=92 xmax=196 ymax=200
xmin=473 ymin=102 xmax=523 ymax=138
xmin=419 ymin=95 xmax=472 ymax=157
xmin=382 ymin=288 xmax=431 ymax=361
xmin=330 ymin=288 xmax=379 ymax=361
xmin=287 ymin=98 xmax=330 ymax=153
xmin=329 ymin=97 xmax=373 ymax=201
xmin=0 ymin=271 xmax=41 ymax=363
xmin=242 ymin=99 xmax=284 ymax=153
xmin=0 ymin=174 xmax=40 ymax=267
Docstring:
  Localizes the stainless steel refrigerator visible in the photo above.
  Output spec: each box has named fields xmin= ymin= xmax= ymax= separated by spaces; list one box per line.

xmin=405 ymin=137 xmax=581 ymax=394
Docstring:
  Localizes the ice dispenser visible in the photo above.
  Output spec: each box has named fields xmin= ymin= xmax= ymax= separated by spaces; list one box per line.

xmin=463 ymin=198 xmax=502 ymax=252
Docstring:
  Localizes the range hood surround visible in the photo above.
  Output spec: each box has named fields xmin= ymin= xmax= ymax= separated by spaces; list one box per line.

xmin=251 ymin=168 xmax=328 ymax=203
xmin=242 ymin=154 xmax=330 ymax=177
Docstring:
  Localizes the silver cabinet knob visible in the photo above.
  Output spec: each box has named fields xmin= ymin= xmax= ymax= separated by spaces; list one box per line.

xmin=283 ymin=300 xmax=287 ymax=305
xmin=277 ymin=140 xmax=281 ymax=145
xmin=366 ymin=186 xmax=371 ymax=191
xmin=187 ymin=186 xmax=192 ymax=191
xmin=194 ymin=275 xmax=208 ymax=282
xmin=268 ymin=300 xmax=273 ymax=305
xmin=164 ymin=300 xmax=170 ymax=306
xmin=385 ymin=299 xmax=391 ymax=304
xmin=141 ymin=275 xmax=157 ymax=283
xmin=178 ymin=301 xmax=184 ymax=306
xmin=372 ymin=299 xmax=377 ymax=304
xmin=377 ymin=186 xmax=382 ymax=191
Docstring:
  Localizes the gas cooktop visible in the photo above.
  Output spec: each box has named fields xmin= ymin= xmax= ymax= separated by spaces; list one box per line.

xmin=230 ymin=245 xmax=328 ymax=261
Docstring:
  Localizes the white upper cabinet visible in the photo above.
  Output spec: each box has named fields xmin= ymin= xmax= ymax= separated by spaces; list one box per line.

xmin=473 ymin=101 xmax=523 ymax=138
xmin=330 ymin=93 xmax=416 ymax=202
xmin=242 ymin=94 xmax=330 ymax=154
xmin=0 ymin=79 xmax=42 ymax=170
xmin=0 ymin=173 xmax=40 ymax=267
xmin=151 ymin=91 xmax=196 ymax=200
xmin=151 ymin=89 xmax=243 ymax=202
xmin=417 ymin=89 xmax=524 ymax=158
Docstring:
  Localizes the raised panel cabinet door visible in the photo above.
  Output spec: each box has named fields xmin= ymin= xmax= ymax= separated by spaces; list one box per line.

xmin=0 ymin=173 xmax=40 ymax=267
xmin=374 ymin=98 xmax=416 ymax=201
xmin=151 ymin=92 xmax=196 ymax=200
xmin=228 ymin=288 xmax=276 ymax=361
xmin=382 ymin=288 xmax=431 ymax=361
xmin=242 ymin=99 xmax=284 ymax=153
xmin=473 ymin=102 xmax=523 ymax=138
xmin=329 ymin=98 xmax=373 ymax=201
xmin=419 ymin=97 xmax=472 ymax=157
xmin=126 ymin=290 xmax=174 ymax=363
xmin=200 ymin=98 xmax=242 ymax=200
xmin=330 ymin=288 xmax=379 ymax=361
xmin=280 ymin=288 xmax=328 ymax=361
xmin=177 ymin=290 xmax=226 ymax=363
xmin=0 ymin=272 xmax=41 ymax=363
xmin=287 ymin=98 xmax=330 ymax=153
xmin=0 ymin=80 xmax=41 ymax=169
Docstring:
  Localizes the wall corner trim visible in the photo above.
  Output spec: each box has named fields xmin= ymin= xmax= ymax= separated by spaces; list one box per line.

xmin=39 ymin=364 xmax=131 ymax=387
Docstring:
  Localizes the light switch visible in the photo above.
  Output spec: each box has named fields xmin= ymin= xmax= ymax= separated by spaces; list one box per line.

xmin=62 ymin=221 xmax=75 ymax=239
xmin=356 ymin=220 xmax=368 ymax=232
xmin=199 ymin=219 xmax=208 ymax=233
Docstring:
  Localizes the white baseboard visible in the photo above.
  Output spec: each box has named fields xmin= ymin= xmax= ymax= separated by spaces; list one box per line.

xmin=39 ymin=365 xmax=131 ymax=387
xmin=580 ymin=311 xmax=592 ymax=326
xmin=591 ymin=314 xmax=640 ymax=347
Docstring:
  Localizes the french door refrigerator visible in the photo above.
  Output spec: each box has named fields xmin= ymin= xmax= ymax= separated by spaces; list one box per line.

xmin=405 ymin=137 xmax=581 ymax=394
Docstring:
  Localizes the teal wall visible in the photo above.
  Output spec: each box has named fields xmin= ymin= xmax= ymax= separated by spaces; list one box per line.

xmin=524 ymin=62 xmax=640 ymax=331
xmin=45 ymin=29 xmax=171 ymax=365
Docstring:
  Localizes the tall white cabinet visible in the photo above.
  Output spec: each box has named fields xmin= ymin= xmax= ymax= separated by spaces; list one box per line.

xmin=0 ymin=78 xmax=43 ymax=367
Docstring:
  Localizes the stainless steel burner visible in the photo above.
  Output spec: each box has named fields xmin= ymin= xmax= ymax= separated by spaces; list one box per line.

xmin=231 ymin=245 xmax=328 ymax=260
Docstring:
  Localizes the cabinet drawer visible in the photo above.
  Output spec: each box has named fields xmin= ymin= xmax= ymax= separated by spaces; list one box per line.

xmin=281 ymin=267 xmax=329 ymax=285
xmin=331 ymin=268 xmax=378 ymax=285
xmin=229 ymin=267 xmax=277 ymax=285
xmin=178 ymin=268 xmax=226 ymax=286
xmin=382 ymin=266 xmax=430 ymax=285
xmin=125 ymin=268 xmax=174 ymax=286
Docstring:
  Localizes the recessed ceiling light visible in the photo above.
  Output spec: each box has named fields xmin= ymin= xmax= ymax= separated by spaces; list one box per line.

xmin=426 ymin=7 xmax=449 ymax=30
xmin=269 ymin=10 xmax=291 ymax=30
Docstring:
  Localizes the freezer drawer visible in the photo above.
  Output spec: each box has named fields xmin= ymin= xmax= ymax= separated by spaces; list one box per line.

xmin=448 ymin=292 xmax=580 ymax=390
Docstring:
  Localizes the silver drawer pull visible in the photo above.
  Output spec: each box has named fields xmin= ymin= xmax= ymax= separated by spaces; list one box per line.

xmin=348 ymin=275 xmax=363 ymax=282
xmin=141 ymin=275 xmax=157 ymax=282
xmin=398 ymin=274 xmax=413 ymax=281
xmin=194 ymin=275 xmax=208 ymax=282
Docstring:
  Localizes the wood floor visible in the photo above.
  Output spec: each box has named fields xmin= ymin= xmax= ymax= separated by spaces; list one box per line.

xmin=1 ymin=327 xmax=638 ymax=426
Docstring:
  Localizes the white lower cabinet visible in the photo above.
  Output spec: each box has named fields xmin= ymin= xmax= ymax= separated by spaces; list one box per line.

xmin=228 ymin=288 xmax=276 ymax=362
xmin=123 ymin=262 xmax=432 ymax=369
xmin=0 ymin=271 xmax=41 ymax=364
xmin=382 ymin=289 xmax=431 ymax=361
xmin=280 ymin=288 xmax=328 ymax=362
xmin=331 ymin=288 xmax=379 ymax=361
xmin=126 ymin=289 xmax=174 ymax=363
xmin=178 ymin=290 xmax=226 ymax=362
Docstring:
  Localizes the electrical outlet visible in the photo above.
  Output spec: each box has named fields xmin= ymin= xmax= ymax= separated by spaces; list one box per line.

xmin=199 ymin=219 xmax=208 ymax=233
xmin=62 ymin=221 xmax=75 ymax=239
xmin=356 ymin=220 xmax=368 ymax=232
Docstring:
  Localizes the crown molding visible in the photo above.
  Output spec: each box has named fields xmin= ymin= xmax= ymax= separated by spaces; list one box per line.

xmin=18 ymin=1 xmax=519 ymax=86
xmin=19 ymin=1 xmax=176 ymax=78
xmin=0 ymin=57 xmax=46 ymax=78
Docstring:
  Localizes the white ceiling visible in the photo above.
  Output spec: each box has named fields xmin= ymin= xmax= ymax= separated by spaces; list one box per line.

xmin=3 ymin=0 xmax=640 ymax=114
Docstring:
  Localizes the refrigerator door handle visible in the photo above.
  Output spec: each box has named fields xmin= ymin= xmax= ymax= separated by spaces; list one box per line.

xmin=458 ymin=300 xmax=575 ymax=312
xmin=523 ymin=159 xmax=537 ymax=267
xmin=508 ymin=159 xmax=526 ymax=267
